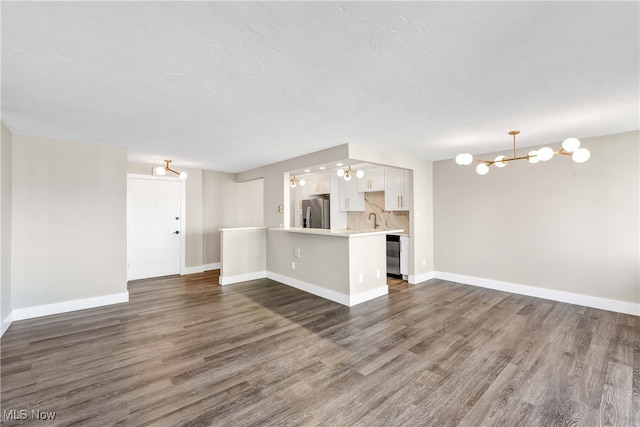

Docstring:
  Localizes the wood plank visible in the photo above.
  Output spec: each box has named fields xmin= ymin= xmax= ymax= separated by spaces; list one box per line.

xmin=1 ymin=270 xmax=637 ymax=426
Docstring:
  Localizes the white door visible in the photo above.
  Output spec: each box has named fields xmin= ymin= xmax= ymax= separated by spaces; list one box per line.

xmin=128 ymin=177 xmax=182 ymax=280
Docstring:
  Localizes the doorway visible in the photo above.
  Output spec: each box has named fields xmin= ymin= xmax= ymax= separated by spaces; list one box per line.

xmin=127 ymin=175 xmax=184 ymax=280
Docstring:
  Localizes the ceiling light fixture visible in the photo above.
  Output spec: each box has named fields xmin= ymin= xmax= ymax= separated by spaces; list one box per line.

xmin=455 ymin=130 xmax=591 ymax=175
xmin=154 ymin=160 xmax=188 ymax=180
xmin=336 ymin=165 xmax=364 ymax=181
xmin=289 ymin=176 xmax=306 ymax=188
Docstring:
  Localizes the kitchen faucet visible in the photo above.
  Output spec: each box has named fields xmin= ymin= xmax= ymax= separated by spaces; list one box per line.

xmin=368 ymin=212 xmax=379 ymax=229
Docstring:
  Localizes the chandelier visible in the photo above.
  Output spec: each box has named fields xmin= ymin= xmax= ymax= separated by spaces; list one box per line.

xmin=154 ymin=160 xmax=188 ymax=180
xmin=455 ymin=130 xmax=591 ymax=175
xmin=336 ymin=165 xmax=364 ymax=181
xmin=289 ymin=176 xmax=306 ymax=188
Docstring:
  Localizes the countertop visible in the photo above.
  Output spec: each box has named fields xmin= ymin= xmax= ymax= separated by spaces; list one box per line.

xmin=269 ymin=227 xmax=405 ymax=238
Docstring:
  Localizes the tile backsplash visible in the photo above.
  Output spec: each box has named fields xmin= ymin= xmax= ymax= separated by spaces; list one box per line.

xmin=347 ymin=191 xmax=410 ymax=234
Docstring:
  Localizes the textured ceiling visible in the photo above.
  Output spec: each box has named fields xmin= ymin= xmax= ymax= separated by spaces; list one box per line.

xmin=2 ymin=1 xmax=638 ymax=173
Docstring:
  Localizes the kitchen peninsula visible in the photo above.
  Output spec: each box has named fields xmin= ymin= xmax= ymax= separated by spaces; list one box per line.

xmin=219 ymin=227 xmax=403 ymax=306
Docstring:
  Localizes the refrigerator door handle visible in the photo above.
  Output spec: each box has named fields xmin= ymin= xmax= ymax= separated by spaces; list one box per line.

xmin=305 ymin=206 xmax=311 ymax=228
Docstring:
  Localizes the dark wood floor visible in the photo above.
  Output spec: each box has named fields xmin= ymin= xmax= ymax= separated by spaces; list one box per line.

xmin=1 ymin=270 xmax=638 ymax=426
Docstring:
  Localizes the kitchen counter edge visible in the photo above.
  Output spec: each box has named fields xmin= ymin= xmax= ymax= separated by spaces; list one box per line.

xmin=268 ymin=227 xmax=405 ymax=238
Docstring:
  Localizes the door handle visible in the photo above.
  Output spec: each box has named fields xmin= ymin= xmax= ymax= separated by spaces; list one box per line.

xmin=173 ymin=231 xmax=180 ymax=234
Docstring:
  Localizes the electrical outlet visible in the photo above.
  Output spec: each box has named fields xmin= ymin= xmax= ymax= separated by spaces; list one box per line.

xmin=291 ymin=261 xmax=296 ymax=270
xmin=422 ymin=258 xmax=426 ymax=267
xmin=359 ymin=274 xmax=363 ymax=283
xmin=294 ymin=246 xmax=301 ymax=259
xmin=376 ymin=270 xmax=380 ymax=279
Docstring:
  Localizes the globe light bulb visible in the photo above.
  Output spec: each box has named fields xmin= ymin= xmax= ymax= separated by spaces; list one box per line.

xmin=562 ymin=137 xmax=581 ymax=152
xmin=572 ymin=148 xmax=591 ymax=163
xmin=337 ymin=169 xmax=345 ymax=177
xmin=464 ymin=153 xmax=473 ymax=165
xmin=456 ymin=153 xmax=473 ymax=166
xmin=179 ymin=171 xmax=188 ymax=180
xmin=494 ymin=155 xmax=507 ymax=168
xmin=343 ymin=172 xmax=352 ymax=181
xmin=537 ymin=147 xmax=554 ymax=161
xmin=289 ymin=180 xmax=296 ymax=188
xmin=476 ymin=163 xmax=490 ymax=175
xmin=528 ymin=151 xmax=540 ymax=164
xmin=155 ymin=166 xmax=167 ymax=176
xmin=356 ymin=170 xmax=364 ymax=178
xmin=298 ymin=179 xmax=305 ymax=186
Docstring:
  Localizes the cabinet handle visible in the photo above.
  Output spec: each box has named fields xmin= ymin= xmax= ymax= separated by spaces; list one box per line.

xmin=400 ymin=195 xmax=403 ymax=207
xmin=397 ymin=195 xmax=400 ymax=207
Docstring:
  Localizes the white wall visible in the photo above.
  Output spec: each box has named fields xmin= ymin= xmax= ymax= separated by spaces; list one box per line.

xmin=11 ymin=134 xmax=128 ymax=311
xmin=220 ymin=227 xmax=267 ymax=283
xmin=267 ymin=230 xmax=351 ymax=294
xmin=266 ymin=230 xmax=387 ymax=306
xmin=434 ymin=131 xmax=639 ymax=305
xmin=203 ymin=171 xmax=263 ymax=266
xmin=1 ymin=123 xmax=13 ymax=332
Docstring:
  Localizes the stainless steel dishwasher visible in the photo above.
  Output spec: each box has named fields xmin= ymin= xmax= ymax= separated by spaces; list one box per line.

xmin=386 ymin=234 xmax=401 ymax=277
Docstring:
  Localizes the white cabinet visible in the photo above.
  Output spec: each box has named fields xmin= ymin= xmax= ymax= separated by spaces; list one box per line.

xmin=338 ymin=178 xmax=365 ymax=211
xmin=384 ymin=169 xmax=411 ymax=211
xmin=307 ymin=174 xmax=331 ymax=195
xmin=356 ymin=168 xmax=385 ymax=192
xmin=400 ymin=236 xmax=409 ymax=276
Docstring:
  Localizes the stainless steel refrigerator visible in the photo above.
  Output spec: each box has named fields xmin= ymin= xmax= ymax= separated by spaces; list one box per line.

xmin=302 ymin=199 xmax=330 ymax=229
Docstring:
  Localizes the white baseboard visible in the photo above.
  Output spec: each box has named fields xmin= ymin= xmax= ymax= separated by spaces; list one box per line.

xmin=1 ymin=312 xmax=13 ymax=337
xmin=181 ymin=265 xmax=205 ymax=275
xmin=349 ymin=286 xmax=389 ymax=306
xmin=203 ymin=262 xmax=221 ymax=271
xmin=408 ymin=271 xmax=436 ymax=285
xmin=11 ymin=292 xmax=130 ymax=322
xmin=266 ymin=272 xmax=387 ymax=307
xmin=219 ymin=271 xmax=267 ymax=286
xmin=180 ymin=263 xmax=221 ymax=275
xmin=433 ymin=271 xmax=640 ymax=316
xmin=267 ymin=272 xmax=351 ymax=306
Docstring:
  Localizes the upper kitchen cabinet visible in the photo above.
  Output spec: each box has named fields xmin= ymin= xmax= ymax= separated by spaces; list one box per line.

xmin=385 ymin=169 xmax=412 ymax=211
xmin=338 ymin=177 xmax=365 ymax=211
xmin=307 ymin=174 xmax=331 ymax=195
xmin=356 ymin=168 xmax=385 ymax=192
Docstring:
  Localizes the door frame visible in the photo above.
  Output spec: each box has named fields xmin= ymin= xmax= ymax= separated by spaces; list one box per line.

xmin=127 ymin=173 xmax=187 ymax=279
